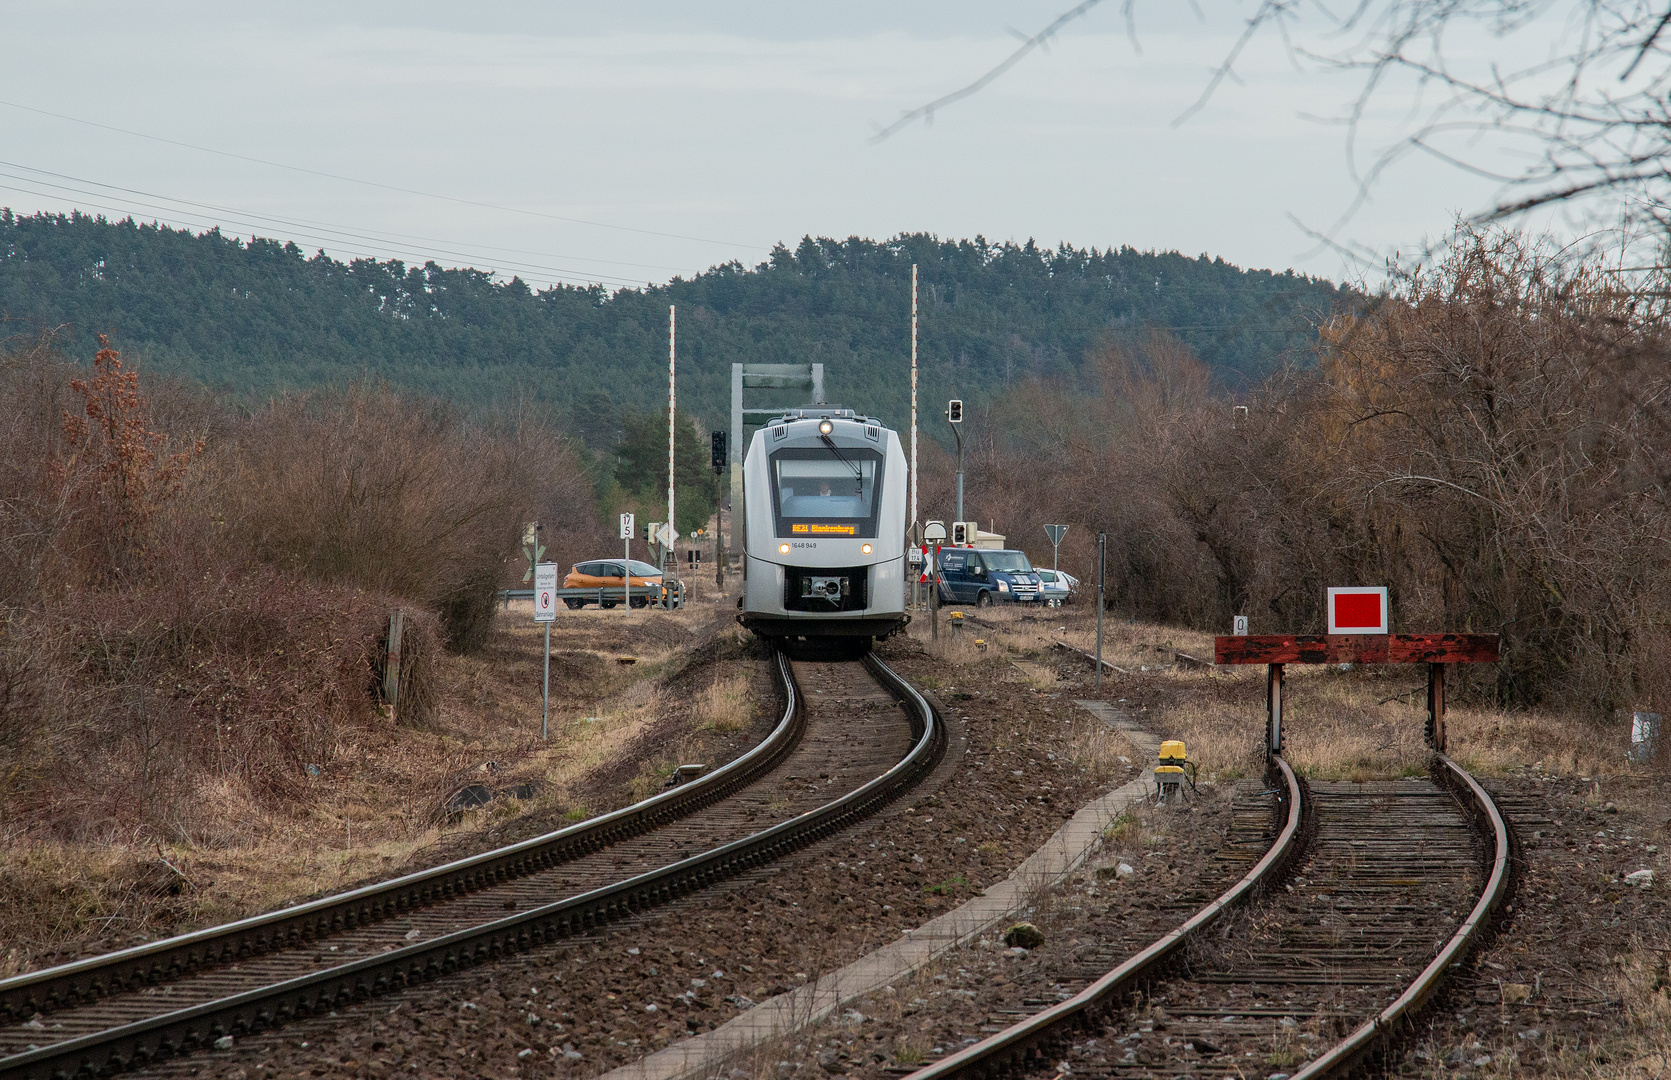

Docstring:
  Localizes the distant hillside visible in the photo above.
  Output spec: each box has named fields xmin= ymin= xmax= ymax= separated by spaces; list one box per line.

xmin=0 ymin=209 xmax=1347 ymax=441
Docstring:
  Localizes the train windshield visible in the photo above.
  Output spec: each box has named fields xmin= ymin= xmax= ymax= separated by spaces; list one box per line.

xmin=770 ymin=447 xmax=884 ymax=539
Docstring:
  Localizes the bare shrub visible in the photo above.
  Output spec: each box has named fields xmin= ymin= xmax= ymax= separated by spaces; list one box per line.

xmin=924 ymin=226 xmax=1671 ymax=721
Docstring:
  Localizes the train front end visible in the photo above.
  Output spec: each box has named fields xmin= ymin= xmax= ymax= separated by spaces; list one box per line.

xmin=740 ymin=409 xmax=908 ymax=641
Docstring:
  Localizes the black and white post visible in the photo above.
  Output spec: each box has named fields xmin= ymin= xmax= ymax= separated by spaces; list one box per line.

xmin=620 ymin=512 xmax=635 ymax=612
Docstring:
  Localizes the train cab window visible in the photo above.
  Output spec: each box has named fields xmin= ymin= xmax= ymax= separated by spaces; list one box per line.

xmin=770 ymin=447 xmax=884 ymax=538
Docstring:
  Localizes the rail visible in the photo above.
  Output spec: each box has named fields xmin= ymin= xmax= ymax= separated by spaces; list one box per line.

xmin=903 ymin=754 xmax=1304 ymax=1080
xmin=0 ymin=649 xmax=945 ymax=1080
xmin=0 ymin=649 xmax=806 ymax=1025
xmin=1289 ymin=753 xmax=1513 ymax=1079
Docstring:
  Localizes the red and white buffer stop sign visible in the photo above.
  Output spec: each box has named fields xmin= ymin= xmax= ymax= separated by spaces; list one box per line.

xmin=1326 ymin=586 xmax=1388 ymax=634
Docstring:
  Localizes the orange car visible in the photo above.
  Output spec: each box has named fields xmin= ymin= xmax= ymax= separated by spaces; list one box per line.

xmin=562 ymin=559 xmax=663 ymax=608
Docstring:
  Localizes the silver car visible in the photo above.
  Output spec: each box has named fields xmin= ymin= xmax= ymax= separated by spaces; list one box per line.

xmin=1037 ymin=569 xmax=1077 ymax=607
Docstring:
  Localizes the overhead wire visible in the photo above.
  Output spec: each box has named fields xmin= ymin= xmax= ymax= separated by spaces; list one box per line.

xmin=0 ymin=96 xmax=765 ymax=251
xmin=0 ymin=162 xmax=661 ymax=289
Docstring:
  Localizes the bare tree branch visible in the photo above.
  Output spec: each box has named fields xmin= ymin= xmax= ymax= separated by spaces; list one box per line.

xmin=870 ymin=0 xmax=1112 ymax=143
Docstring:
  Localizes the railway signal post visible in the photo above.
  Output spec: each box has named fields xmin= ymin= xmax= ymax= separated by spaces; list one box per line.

xmin=711 ymin=430 xmax=727 ymax=590
xmin=946 ymin=399 xmax=964 ymax=523
xmin=1215 ymin=587 xmax=1500 ymax=757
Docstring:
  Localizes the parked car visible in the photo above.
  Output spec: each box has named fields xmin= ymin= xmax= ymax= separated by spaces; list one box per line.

xmin=563 ymin=559 xmax=664 ymax=608
xmin=1036 ymin=568 xmax=1077 ymax=607
xmin=934 ymin=548 xmax=1041 ymax=606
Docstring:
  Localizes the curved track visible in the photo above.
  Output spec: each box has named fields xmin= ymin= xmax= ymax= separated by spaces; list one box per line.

xmin=903 ymin=753 xmax=1513 ymax=1080
xmin=0 ymin=650 xmax=944 ymax=1080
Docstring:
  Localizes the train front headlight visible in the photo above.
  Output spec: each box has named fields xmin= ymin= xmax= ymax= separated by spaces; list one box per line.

xmin=779 ymin=543 xmax=791 ymax=554
xmin=819 ymin=419 xmax=833 ymax=435
xmin=862 ymin=544 xmax=872 ymax=555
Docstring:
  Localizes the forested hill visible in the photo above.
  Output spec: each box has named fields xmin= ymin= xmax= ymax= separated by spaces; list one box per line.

xmin=0 ymin=209 xmax=1346 ymax=440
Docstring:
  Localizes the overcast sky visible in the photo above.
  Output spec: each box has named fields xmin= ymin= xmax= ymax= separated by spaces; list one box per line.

xmin=2 ymin=1 xmax=1559 ymax=291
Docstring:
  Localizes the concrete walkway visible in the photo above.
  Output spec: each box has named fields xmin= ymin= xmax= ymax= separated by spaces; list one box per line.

xmin=597 ymin=700 xmax=1155 ymax=1080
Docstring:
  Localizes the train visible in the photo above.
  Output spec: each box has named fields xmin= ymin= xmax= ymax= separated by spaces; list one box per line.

xmin=738 ymin=408 xmax=909 ymax=644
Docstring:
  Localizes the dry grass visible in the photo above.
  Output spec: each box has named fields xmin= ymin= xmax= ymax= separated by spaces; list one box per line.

xmin=937 ymin=607 xmax=1665 ymax=785
xmin=0 ymin=604 xmax=720 ymax=971
xmin=696 ymin=673 xmax=754 ymax=734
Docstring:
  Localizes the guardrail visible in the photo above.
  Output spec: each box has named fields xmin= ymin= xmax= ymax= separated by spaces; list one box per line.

xmin=498 ymin=582 xmax=687 ymax=609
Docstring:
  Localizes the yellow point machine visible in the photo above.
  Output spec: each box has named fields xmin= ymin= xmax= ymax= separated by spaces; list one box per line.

xmin=1154 ymin=740 xmax=1197 ymax=802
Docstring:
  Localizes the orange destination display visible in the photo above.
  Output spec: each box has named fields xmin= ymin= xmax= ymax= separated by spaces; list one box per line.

xmin=790 ymin=523 xmax=857 ymax=535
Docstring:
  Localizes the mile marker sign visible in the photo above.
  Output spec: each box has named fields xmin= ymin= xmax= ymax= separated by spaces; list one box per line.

xmin=1327 ymin=586 xmax=1389 ymax=635
xmin=533 ymin=563 xmax=558 ymax=623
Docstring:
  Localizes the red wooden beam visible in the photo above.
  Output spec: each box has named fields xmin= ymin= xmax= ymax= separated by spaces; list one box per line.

xmin=1214 ymin=633 xmax=1499 ymax=665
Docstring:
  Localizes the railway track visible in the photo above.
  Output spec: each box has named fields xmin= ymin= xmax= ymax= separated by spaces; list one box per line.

xmin=0 ymin=650 xmax=945 ymax=1080
xmin=903 ymin=753 xmax=1513 ymax=1080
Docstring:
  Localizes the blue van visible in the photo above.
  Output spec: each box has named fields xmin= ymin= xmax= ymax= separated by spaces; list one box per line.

xmin=934 ymin=548 xmax=1042 ymax=607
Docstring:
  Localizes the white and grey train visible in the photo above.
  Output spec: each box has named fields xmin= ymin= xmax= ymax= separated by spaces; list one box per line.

xmin=738 ymin=408 xmax=909 ymax=643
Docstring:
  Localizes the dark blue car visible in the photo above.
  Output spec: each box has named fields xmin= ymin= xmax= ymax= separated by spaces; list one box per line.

xmin=934 ymin=548 xmax=1041 ymax=606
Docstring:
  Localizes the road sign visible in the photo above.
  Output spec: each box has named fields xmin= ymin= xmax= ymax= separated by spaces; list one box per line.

xmin=533 ymin=563 xmax=558 ymax=623
xmin=1233 ymin=615 xmax=1249 ymax=636
xmin=924 ymin=520 xmax=947 ymax=543
xmin=915 ymin=544 xmax=930 ymax=582
xmin=620 ymin=512 xmax=635 ymax=540
xmin=1326 ymin=586 xmax=1389 ymax=635
xmin=1044 ymin=524 xmax=1068 ymax=546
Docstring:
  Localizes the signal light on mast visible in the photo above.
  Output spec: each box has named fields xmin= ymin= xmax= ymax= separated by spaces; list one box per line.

xmin=947 ymin=399 xmax=963 ymax=423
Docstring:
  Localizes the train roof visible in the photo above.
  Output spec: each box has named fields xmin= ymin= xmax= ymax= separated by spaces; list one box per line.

xmin=763 ymin=407 xmax=885 ymax=428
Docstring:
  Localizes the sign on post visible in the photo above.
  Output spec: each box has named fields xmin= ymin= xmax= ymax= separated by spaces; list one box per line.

xmin=620 ymin=512 xmax=635 ymax=540
xmin=1233 ymin=615 xmax=1249 ymax=636
xmin=1326 ymin=586 xmax=1389 ymax=635
xmin=533 ymin=563 xmax=557 ymax=740
xmin=1045 ymin=524 xmax=1068 ymax=572
xmin=533 ymin=564 xmax=558 ymax=623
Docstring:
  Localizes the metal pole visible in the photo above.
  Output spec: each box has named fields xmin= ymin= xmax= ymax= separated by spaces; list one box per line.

xmin=930 ymin=547 xmax=939 ymax=642
xmin=542 ymin=621 xmax=550 ymax=740
xmin=910 ymin=263 xmax=918 ymax=536
xmin=953 ymin=426 xmax=964 ymax=525
xmin=1267 ymin=663 xmax=1285 ymax=757
xmin=661 ymin=304 xmax=668 ymax=575
xmin=715 ymin=500 xmax=724 ymax=592
xmin=624 ymin=535 xmax=631 ymax=613
xmin=1095 ymin=532 xmax=1106 ymax=690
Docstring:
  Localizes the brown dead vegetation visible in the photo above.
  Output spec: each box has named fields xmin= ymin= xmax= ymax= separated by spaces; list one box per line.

xmin=930 ymin=225 xmax=1671 ymax=731
xmin=0 ymin=331 xmax=638 ymax=968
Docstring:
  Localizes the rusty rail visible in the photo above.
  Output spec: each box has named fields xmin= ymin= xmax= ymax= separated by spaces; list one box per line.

xmin=1288 ymin=753 xmax=1513 ymax=1079
xmin=900 ymin=754 xmax=1304 ymax=1080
